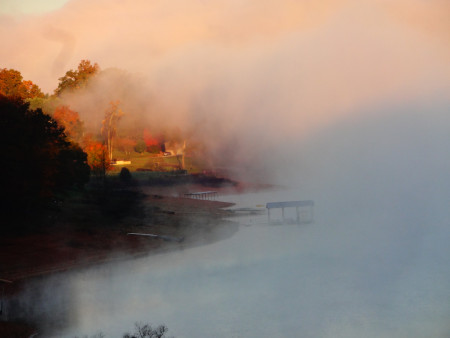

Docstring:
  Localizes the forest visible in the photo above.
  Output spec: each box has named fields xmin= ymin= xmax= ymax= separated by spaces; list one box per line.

xmin=0 ymin=60 xmax=210 ymax=233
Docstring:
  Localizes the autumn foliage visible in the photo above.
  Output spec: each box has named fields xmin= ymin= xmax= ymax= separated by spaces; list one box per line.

xmin=0 ymin=68 xmax=44 ymax=99
xmin=54 ymin=59 xmax=99 ymax=96
xmin=143 ymin=128 xmax=163 ymax=153
xmin=82 ymin=136 xmax=111 ymax=176
xmin=53 ymin=105 xmax=84 ymax=142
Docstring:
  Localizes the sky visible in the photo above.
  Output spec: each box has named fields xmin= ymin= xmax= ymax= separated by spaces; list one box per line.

xmin=0 ymin=0 xmax=69 ymax=15
xmin=0 ymin=0 xmax=449 ymax=183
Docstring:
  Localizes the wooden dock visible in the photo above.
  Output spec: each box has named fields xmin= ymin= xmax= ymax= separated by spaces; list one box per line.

xmin=266 ymin=200 xmax=314 ymax=224
xmin=184 ymin=191 xmax=218 ymax=200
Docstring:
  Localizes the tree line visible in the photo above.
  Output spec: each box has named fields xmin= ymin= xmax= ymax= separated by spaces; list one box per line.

xmin=0 ymin=61 xmax=107 ymax=232
xmin=0 ymin=95 xmax=90 ymax=232
xmin=0 ymin=60 xmax=194 ymax=232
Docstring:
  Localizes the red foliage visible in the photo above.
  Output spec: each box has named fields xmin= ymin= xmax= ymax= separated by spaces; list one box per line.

xmin=82 ymin=136 xmax=111 ymax=174
xmin=143 ymin=128 xmax=159 ymax=146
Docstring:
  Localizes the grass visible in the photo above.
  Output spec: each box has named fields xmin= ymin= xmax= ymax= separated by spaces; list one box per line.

xmin=109 ymin=150 xmax=207 ymax=174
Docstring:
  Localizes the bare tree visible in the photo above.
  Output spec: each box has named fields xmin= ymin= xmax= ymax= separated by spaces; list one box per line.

xmin=73 ymin=322 xmax=172 ymax=338
xmin=101 ymin=100 xmax=124 ymax=161
xmin=123 ymin=322 xmax=172 ymax=338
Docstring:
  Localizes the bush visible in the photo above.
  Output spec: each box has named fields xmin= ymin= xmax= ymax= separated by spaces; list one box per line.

xmin=119 ymin=167 xmax=132 ymax=183
xmin=134 ymin=140 xmax=146 ymax=153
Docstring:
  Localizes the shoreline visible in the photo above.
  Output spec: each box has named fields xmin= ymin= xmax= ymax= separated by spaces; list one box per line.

xmin=0 ymin=196 xmax=239 ymax=337
xmin=0 ymin=179 xmax=279 ymax=287
xmin=0 ymin=180 xmax=274 ymax=336
xmin=0 ymin=196 xmax=236 ymax=285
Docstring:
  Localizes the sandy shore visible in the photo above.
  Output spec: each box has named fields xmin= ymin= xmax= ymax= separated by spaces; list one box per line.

xmin=0 ymin=189 xmax=238 ymax=285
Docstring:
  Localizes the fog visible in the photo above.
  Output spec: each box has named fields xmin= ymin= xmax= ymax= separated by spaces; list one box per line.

xmin=12 ymin=175 xmax=450 ymax=337
xmin=9 ymin=95 xmax=450 ymax=336
xmin=1 ymin=0 xmax=449 ymax=181
xmin=2 ymin=0 xmax=450 ymax=336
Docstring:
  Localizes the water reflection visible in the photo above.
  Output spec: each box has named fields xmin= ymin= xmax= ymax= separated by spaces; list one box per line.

xmin=9 ymin=187 xmax=450 ymax=337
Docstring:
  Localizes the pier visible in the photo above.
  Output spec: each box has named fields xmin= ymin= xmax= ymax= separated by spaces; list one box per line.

xmin=266 ymin=200 xmax=314 ymax=224
xmin=184 ymin=191 xmax=218 ymax=200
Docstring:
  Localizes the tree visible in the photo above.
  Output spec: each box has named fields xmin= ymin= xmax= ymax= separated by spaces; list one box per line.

xmin=53 ymin=105 xmax=84 ymax=143
xmin=83 ymin=135 xmax=110 ymax=180
xmin=56 ymin=143 xmax=91 ymax=189
xmin=0 ymin=95 xmax=90 ymax=231
xmin=101 ymin=101 xmax=124 ymax=161
xmin=123 ymin=323 xmax=172 ymax=338
xmin=55 ymin=60 xmax=99 ymax=96
xmin=22 ymin=80 xmax=45 ymax=98
xmin=134 ymin=140 xmax=147 ymax=153
xmin=26 ymin=95 xmax=62 ymax=115
xmin=72 ymin=322 xmax=172 ymax=338
xmin=0 ymin=68 xmax=45 ymax=99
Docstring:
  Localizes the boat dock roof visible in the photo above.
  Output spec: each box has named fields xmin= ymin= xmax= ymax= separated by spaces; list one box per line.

xmin=266 ymin=200 xmax=314 ymax=209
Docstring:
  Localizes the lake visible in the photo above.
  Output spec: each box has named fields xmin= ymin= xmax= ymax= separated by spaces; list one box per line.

xmin=11 ymin=186 xmax=450 ymax=337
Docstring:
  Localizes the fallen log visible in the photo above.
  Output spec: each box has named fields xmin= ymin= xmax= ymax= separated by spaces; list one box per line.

xmin=127 ymin=232 xmax=184 ymax=243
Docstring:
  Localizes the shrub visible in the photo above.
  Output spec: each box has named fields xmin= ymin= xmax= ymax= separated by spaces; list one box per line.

xmin=119 ymin=167 xmax=132 ymax=183
xmin=134 ymin=140 xmax=146 ymax=153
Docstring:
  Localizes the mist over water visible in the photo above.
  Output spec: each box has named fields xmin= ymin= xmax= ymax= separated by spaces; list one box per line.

xmin=13 ymin=133 xmax=450 ymax=336
xmin=2 ymin=0 xmax=450 ymax=336
xmin=19 ymin=216 xmax=450 ymax=338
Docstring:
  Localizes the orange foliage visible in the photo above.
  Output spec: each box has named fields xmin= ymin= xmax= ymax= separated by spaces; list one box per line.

xmin=82 ymin=136 xmax=111 ymax=175
xmin=53 ymin=105 xmax=83 ymax=142
xmin=0 ymin=68 xmax=44 ymax=99
xmin=21 ymin=80 xmax=45 ymax=98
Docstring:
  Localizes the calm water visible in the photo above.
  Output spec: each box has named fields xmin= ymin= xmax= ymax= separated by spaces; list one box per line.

xmin=12 ymin=187 xmax=450 ymax=337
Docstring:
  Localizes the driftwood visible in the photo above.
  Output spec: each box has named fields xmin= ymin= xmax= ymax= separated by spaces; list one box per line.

xmin=127 ymin=232 xmax=184 ymax=243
